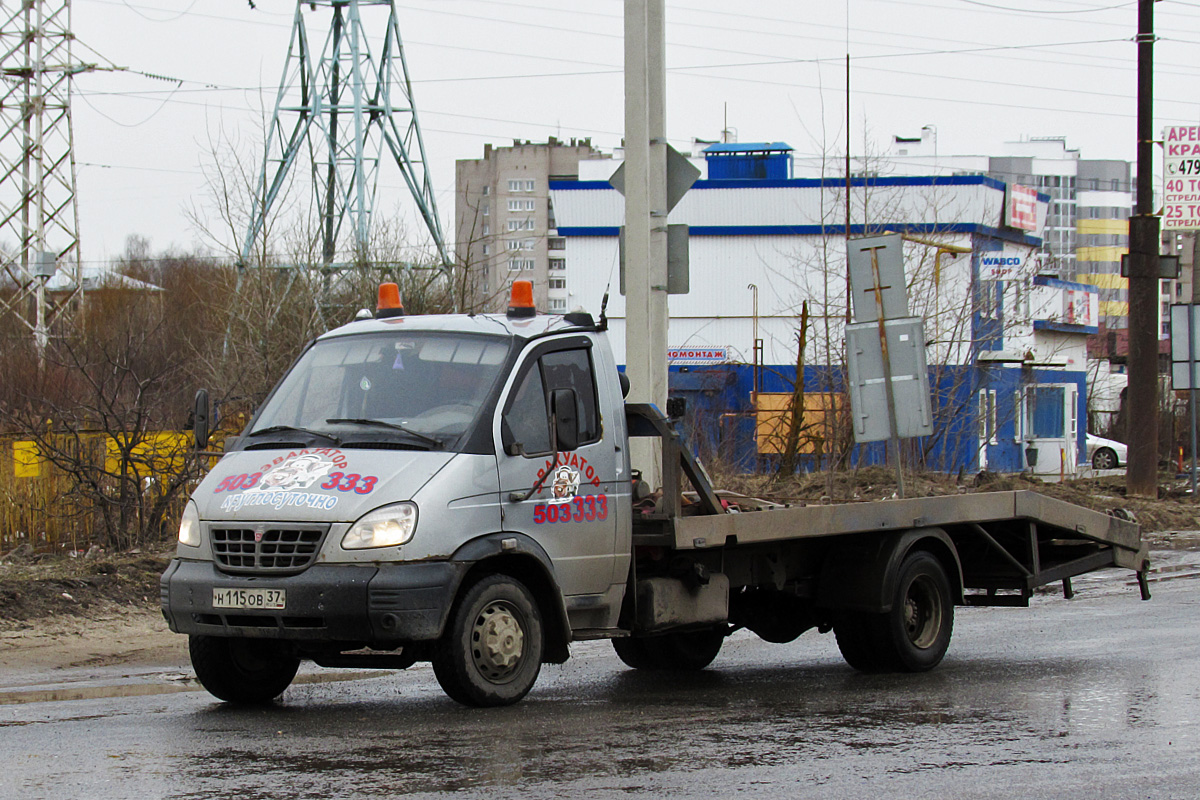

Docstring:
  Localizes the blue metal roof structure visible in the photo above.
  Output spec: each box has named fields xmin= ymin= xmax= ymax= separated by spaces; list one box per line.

xmin=702 ymin=142 xmax=793 ymax=154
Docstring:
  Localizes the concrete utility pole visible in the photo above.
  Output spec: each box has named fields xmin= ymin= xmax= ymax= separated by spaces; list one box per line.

xmin=624 ymin=0 xmax=669 ymax=489
xmin=1126 ymin=0 xmax=1160 ymax=497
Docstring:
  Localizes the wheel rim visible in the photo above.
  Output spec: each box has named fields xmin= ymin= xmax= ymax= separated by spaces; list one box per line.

xmin=902 ymin=575 xmax=943 ymax=650
xmin=470 ymin=600 xmax=525 ymax=683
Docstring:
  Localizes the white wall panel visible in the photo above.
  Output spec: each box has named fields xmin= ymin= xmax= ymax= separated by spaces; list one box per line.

xmin=552 ymin=177 xmax=1015 ymax=232
xmin=551 ymin=188 xmax=623 ymax=228
xmin=549 ymin=178 xmax=1053 ymax=371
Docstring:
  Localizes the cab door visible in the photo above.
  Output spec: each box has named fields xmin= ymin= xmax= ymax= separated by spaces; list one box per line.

xmin=494 ymin=338 xmax=619 ymax=597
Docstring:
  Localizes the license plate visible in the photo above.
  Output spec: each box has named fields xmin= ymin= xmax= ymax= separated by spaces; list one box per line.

xmin=212 ymin=587 xmax=286 ymax=610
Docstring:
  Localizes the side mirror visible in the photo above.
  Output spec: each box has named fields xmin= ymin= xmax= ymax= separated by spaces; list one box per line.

xmin=617 ymin=371 xmax=631 ymax=399
xmin=550 ymin=388 xmax=579 ymax=452
xmin=193 ymin=389 xmax=211 ymax=450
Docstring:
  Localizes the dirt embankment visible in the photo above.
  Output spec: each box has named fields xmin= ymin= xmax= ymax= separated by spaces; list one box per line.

xmin=0 ymin=550 xmax=171 ymax=626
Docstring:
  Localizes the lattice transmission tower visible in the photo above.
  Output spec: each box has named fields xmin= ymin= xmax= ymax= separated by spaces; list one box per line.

xmin=242 ymin=0 xmax=448 ymax=271
xmin=0 ymin=0 xmax=83 ymax=353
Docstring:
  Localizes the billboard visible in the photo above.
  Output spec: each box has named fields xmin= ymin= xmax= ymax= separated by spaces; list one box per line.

xmin=1163 ymin=126 xmax=1200 ymax=231
xmin=1005 ymin=185 xmax=1039 ymax=232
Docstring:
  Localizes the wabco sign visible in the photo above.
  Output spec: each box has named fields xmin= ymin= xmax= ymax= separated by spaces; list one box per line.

xmin=980 ymin=250 xmax=1028 ymax=281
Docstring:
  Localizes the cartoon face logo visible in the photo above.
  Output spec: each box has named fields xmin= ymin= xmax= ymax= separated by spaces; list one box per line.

xmin=548 ymin=466 xmax=581 ymax=504
xmin=249 ymin=453 xmax=335 ymax=493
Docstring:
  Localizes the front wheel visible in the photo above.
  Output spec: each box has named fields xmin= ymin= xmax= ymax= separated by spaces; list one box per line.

xmin=833 ymin=550 xmax=954 ymax=673
xmin=189 ymin=635 xmax=300 ymax=704
xmin=612 ymin=627 xmax=726 ymax=671
xmin=433 ymin=575 xmax=544 ymax=707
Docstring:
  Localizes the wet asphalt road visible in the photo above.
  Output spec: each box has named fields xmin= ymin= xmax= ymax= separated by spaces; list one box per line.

xmin=2 ymin=564 xmax=1198 ymax=800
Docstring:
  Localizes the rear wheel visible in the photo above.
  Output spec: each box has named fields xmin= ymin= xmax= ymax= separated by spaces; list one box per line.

xmin=612 ymin=627 xmax=726 ymax=671
xmin=433 ymin=575 xmax=543 ymax=707
xmin=189 ymin=635 xmax=300 ymax=704
xmin=833 ymin=550 xmax=954 ymax=673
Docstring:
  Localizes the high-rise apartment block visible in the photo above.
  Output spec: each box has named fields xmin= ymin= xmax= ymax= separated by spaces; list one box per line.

xmin=455 ymin=138 xmax=608 ymax=312
xmin=990 ymin=140 xmax=1134 ymax=328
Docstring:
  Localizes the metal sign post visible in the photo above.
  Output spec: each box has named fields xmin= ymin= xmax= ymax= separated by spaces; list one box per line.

xmin=847 ymin=233 xmax=915 ymax=498
xmin=867 ymin=245 xmax=906 ymax=497
xmin=1192 ymin=309 xmax=1197 ymax=497
xmin=1170 ymin=304 xmax=1200 ymax=494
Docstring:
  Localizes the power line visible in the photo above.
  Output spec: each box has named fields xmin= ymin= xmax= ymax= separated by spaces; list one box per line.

xmin=120 ymin=0 xmax=202 ymax=23
xmin=955 ymin=0 xmax=1134 ymax=12
xmin=71 ymin=27 xmax=1199 ymax=109
xmin=76 ymin=82 xmax=183 ymax=128
xmin=78 ymin=161 xmax=199 ymax=175
xmin=86 ymin=0 xmax=1200 ymax=95
xmin=72 ymin=69 xmax=1200 ymax=146
xmin=671 ymin=0 xmax=1200 ymax=41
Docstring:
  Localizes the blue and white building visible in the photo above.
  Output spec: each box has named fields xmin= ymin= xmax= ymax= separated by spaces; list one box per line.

xmin=548 ymin=143 xmax=1098 ymax=475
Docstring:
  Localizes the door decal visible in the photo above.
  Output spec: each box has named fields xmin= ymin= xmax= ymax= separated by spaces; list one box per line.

xmin=533 ymin=494 xmax=609 ymax=524
xmin=549 ymin=465 xmax=581 ymax=503
xmin=537 ymin=452 xmax=603 ymax=490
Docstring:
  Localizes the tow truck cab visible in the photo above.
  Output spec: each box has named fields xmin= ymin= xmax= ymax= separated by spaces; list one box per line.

xmin=162 ymin=282 xmax=634 ymax=706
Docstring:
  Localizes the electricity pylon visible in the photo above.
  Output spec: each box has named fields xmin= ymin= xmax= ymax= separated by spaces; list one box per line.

xmin=0 ymin=0 xmax=84 ymax=355
xmin=241 ymin=0 xmax=449 ymax=270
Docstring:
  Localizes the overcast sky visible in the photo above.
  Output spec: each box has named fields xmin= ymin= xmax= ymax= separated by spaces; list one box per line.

xmin=66 ymin=0 xmax=1200 ymax=266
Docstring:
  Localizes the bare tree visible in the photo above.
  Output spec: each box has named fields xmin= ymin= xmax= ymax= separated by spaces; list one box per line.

xmin=0 ymin=277 xmax=202 ymax=550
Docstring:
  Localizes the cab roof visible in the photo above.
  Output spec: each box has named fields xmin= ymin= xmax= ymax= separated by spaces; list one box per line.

xmin=319 ymin=311 xmax=596 ymax=342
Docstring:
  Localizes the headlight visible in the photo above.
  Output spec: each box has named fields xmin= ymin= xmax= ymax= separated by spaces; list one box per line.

xmin=342 ymin=502 xmax=418 ymax=550
xmin=178 ymin=502 xmax=201 ymax=547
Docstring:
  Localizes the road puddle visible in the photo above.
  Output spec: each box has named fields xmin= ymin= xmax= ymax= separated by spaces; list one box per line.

xmin=0 ymin=669 xmax=387 ymax=706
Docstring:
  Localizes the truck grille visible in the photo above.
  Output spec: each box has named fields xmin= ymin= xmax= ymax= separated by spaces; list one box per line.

xmin=210 ymin=525 xmax=328 ymax=575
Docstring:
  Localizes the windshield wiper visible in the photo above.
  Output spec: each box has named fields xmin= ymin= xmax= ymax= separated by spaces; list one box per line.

xmin=326 ymin=418 xmax=443 ymax=449
xmin=246 ymin=425 xmax=341 ymax=445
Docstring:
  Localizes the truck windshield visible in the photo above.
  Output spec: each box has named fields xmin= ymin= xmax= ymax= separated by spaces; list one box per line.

xmin=248 ymin=331 xmax=511 ymax=448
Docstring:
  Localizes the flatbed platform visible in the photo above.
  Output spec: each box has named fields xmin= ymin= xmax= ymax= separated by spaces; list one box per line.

xmin=672 ymin=491 xmax=1142 ymax=562
xmin=626 ymin=405 xmax=1148 ymax=607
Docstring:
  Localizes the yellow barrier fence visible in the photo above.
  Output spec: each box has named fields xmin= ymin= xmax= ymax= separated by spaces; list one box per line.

xmin=0 ymin=431 xmax=199 ymax=555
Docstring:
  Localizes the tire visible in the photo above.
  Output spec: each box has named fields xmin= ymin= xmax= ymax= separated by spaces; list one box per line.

xmin=432 ymin=575 xmax=543 ymax=707
xmin=611 ymin=627 xmax=725 ymax=671
xmin=1093 ymin=447 xmax=1118 ymax=470
xmin=833 ymin=550 xmax=954 ymax=674
xmin=189 ymin=635 xmax=300 ymax=704
xmin=611 ymin=636 xmax=655 ymax=670
xmin=833 ymin=612 xmax=885 ymax=672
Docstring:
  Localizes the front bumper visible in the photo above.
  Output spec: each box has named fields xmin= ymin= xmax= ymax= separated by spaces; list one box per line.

xmin=160 ymin=558 xmax=466 ymax=645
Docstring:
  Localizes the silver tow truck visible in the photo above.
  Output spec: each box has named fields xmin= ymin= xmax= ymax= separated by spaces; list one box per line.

xmin=161 ymin=283 xmax=1149 ymax=707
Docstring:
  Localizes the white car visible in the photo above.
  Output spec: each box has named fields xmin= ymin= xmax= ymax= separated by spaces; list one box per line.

xmin=1086 ymin=434 xmax=1127 ymax=470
